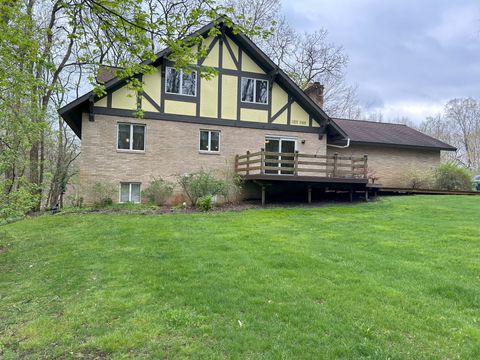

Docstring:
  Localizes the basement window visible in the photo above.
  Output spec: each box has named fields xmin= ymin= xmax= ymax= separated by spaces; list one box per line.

xmin=117 ymin=123 xmax=145 ymax=151
xmin=199 ymin=130 xmax=220 ymax=153
xmin=165 ymin=67 xmax=197 ymax=96
xmin=241 ymin=77 xmax=268 ymax=104
xmin=120 ymin=183 xmax=141 ymax=203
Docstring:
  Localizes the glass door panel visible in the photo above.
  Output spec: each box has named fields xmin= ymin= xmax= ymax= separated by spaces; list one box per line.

xmin=265 ymin=138 xmax=280 ymax=174
xmin=280 ymin=140 xmax=295 ymax=175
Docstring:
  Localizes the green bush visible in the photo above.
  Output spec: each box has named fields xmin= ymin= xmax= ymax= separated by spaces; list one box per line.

xmin=177 ymin=170 xmax=229 ymax=205
xmin=89 ymin=182 xmax=115 ymax=208
xmin=197 ymin=195 xmax=214 ymax=212
xmin=0 ymin=179 xmax=39 ymax=222
xmin=434 ymin=163 xmax=472 ymax=191
xmin=403 ymin=168 xmax=433 ymax=189
xmin=141 ymin=178 xmax=174 ymax=206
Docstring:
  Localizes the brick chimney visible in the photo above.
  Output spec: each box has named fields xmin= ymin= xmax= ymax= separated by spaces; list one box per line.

xmin=96 ymin=65 xmax=123 ymax=84
xmin=304 ymin=82 xmax=324 ymax=109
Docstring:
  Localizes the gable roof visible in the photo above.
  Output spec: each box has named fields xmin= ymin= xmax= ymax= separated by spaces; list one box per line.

xmin=58 ymin=18 xmax=344 ymax=139
xmin=331 ymin=118 xmax=456 ymax=151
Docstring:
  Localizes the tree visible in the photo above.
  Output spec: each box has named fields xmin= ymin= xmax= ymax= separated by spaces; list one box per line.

xmin=0 ymin=0 xmax=262 ymax=218
xmin=224 ymin=0 xmax=362 ymax=118
xmin=420 ymin=98 xmax=480 ymax=171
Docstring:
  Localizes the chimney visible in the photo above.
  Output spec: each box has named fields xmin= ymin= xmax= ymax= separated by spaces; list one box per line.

xmin=96 ymin=65 xmax=123 ymax=84
xmin=304 ymin=82 xmax=324 ymax=109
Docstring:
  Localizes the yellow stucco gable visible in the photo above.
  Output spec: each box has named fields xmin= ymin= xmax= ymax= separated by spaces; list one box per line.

xmin=241 ymin=51 xmax=265 ymax=74
xmin=202 ymin=36 xmax=219 ymax=68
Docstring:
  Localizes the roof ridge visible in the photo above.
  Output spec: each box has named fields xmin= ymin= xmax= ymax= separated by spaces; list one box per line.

xmin=332 ymin=117 xmax=407 ymax=126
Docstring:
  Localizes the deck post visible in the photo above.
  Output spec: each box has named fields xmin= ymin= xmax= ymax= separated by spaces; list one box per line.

xmin=349 ymin=189 xmax=353 ymax=202
xmin=260 ymin=148 xmax=265 ymax=174
xmin=307 ymin=185 xmax=312 ymax=204
xmin=363 ymin=154 xmax=368 ymax=179
xmin=234 ymin=154 xmax=239 ymax=175
xmin=261 ymin=185 xmax=266 ymax=206
xmin=246 ymin=151 xmax=250 ymax=175
xmin=294 ymin=150 xmax=299 ymax=176
xmin=333 ymin=153 xmax=338 ymax=177
xmin=365 ymin=190 xmax=369 ymax=201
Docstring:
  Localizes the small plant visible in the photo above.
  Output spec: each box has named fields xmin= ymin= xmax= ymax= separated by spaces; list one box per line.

xmin=197 ymin=195 xmax=214 ymax=212
xmin=403 ymin=168 xmax=433 ymax=189
xmin=177 ymin=170 xmax=229 ymax=205
xmin=141 ymin=178 xmax=174 ymax=206
xmin=89 ymin=182 xmax=116 ymax=208
xmin=434 ymin=163 xmax=472 ymax=191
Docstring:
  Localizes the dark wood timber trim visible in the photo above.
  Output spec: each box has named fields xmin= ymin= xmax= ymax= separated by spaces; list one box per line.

xmin=198 ymin=37 xmax=219 ymax=66
xmin=142 ymin=92 xmax=162 ymax=112
xmin=236 ymin=49 xmax=242 ymax=123
xmin=93 ymin=107 xmax=320 ymax=134
xmin=271 ymin=99 xmax=293 ymax=123
xmin=287 ymin=96 xmax=292 ymax=125
xmin=223 ymin=35 xmax=239 ymax=69
xmin=240 ymin=101 xmax=269 ymax=110
xmin=160 ymin=59 xmax=166 ymax=113
xmin=218 ymin=35 xmax=223 ymax=119
xmin=163 ymin=92 xmax=198 ymax=103
xmin=107 ymin=93 xmax=112 ymax=108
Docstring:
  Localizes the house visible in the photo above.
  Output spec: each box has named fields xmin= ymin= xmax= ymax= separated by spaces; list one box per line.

xmin=59 ymin=19 xmax=456 ymax=204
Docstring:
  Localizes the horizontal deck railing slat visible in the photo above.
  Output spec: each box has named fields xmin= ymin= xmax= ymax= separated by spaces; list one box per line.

xmin=234 ymin=149 xmax=369 ymax=180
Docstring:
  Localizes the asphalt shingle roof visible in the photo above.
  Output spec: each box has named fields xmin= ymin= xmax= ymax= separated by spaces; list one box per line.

xmin=331 ymin=118 xmax=456 ymax=151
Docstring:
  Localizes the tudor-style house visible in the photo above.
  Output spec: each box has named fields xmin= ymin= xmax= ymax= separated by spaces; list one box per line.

xmin=59 ymin=19 xmax=455 ymax=204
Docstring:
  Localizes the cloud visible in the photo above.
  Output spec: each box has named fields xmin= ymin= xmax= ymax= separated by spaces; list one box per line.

xmin=281 ymin=0 xmax=480 ymax=123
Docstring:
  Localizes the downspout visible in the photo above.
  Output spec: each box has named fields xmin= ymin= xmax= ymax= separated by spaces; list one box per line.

xmin=327 ymin=138 xmax=351 ymax=149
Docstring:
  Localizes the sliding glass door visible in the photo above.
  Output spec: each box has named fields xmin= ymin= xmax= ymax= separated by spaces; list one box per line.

xmin=265 ymin=137 xmax=296 ymax=175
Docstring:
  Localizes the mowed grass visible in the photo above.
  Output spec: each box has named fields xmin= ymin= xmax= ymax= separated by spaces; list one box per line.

xmin=1 ymin=196 xmax=479 ymax=359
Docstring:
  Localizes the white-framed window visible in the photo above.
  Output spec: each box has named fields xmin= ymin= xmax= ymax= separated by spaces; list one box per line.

xmin=117 ymin=123 xmax=145 ymax=151
xmin=165 ymin=66 xmax=197 ymax=96
xmin=119 ymin=183 xmax=141 ymax=203
xmin=241 ymin=77 xmax=268 ymax=104
xmin=199 ymin=130 xmax=220 ymax=153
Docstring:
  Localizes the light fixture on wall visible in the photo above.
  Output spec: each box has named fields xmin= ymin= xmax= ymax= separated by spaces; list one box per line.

xmin=301 ymin=139 xmax=306 ymax=144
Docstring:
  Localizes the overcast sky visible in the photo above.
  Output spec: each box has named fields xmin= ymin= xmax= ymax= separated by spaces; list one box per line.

xmin=281 ymin=0 xmax=480 ymax=123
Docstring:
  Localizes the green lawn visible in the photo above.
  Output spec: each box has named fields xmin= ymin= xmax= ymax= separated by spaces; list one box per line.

xmin=1 ymin=196 xmax=479 ymax=359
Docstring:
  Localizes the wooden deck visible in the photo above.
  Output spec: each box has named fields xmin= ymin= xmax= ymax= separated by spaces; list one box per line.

xmin=235 ymin=149 xmax=368 ymax=179
xmin=235 ymin=149 xmax=370 ymax=205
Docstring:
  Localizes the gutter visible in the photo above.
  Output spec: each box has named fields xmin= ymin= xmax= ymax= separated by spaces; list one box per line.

xmin=327 ymin=138 xmax=351 ymax=149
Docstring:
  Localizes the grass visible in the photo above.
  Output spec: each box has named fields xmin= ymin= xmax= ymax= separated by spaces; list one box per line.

xmin=0 ymin=195 xmax=479 ymax=359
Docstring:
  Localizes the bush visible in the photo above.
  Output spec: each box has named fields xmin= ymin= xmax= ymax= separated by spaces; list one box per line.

xmin=197 ymin=195 xmax=214 ymax=212
xmin=141 ymin=178 xmax=174 ymax=206
xmin=177 ymin=170 xmax=229 ymax=205
xmin=0 ymin=179 xmax=40 ymax=222
xmin=434 ymin=163 xmax=472 ymax=191
xmin=403 ymin=168 xmax=433 ymax=189
xmin=89 ymin=182 xmax=116 ymax=208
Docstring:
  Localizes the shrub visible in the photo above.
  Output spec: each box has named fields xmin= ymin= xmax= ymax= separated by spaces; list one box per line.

xmin=177 ymin=170 xmax=229 ymax=205
xmin=434 ymin=163 xmax=472 ymax=191
xmin=403 ymin=168 xmax=433 ymax=189
xmin=0 ymin=179 xmax=39 ymax=222
xmin=197 ymin=195 xmax=214 ymax=211
xmin=141 ymin=178 xmax=174 ymax=206
xmin=89 ymin=182 xmax=116 ymax=208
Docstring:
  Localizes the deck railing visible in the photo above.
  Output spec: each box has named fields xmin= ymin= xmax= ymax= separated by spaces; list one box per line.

xmin=234 ymin=148 xmax=368 ymax=179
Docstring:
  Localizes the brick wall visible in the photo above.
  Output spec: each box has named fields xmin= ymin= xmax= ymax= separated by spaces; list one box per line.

xmin=79 ymin=113 xmax=326 ymax=203
xmin=327 ymin=144 xmax=441 ymax=187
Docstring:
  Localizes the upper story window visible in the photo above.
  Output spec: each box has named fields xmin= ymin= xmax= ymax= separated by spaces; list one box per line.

xmin=199 ymin=130 xmax=220 ymax=153
xmin=117 ymin=123 xmax=145 ymax=151
xmin=165 ymin=67 xmax=197 ymax=96
xmin=241 ymin=77 xmax=268 ymax=104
